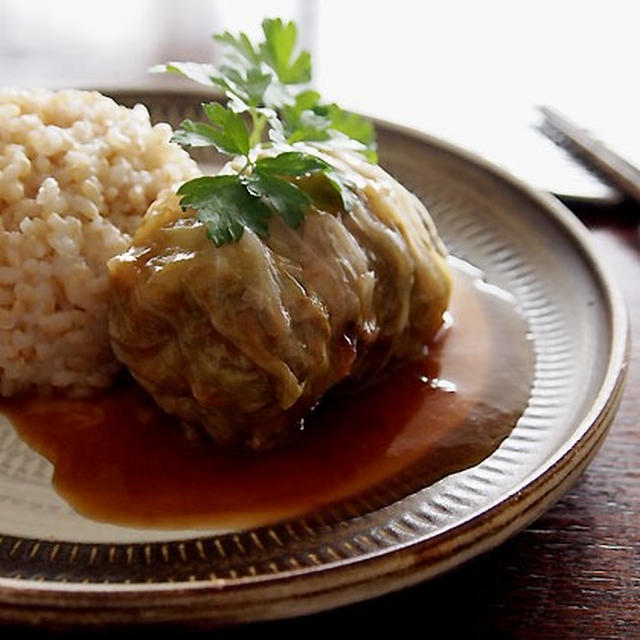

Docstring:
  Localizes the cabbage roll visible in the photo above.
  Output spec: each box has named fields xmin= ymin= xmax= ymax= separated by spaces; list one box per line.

xmin=107 ymin=147 xmax=451 ymax=450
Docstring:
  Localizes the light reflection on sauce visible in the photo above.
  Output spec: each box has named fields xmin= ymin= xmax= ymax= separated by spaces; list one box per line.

xmin=1 ymin=259 xmax=533 ymax=530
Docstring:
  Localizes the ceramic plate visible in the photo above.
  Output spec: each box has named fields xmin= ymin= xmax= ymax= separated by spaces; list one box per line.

xmin=0 ymin=91 xmax=628 ymax=627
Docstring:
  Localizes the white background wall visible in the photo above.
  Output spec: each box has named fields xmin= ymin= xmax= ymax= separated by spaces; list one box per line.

xmin=1 ymin=0 xmax=638 ymax=199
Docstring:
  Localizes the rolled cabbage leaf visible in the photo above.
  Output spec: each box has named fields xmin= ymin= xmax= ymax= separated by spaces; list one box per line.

xmin=107 ymin=147 xmax=451 ymax=450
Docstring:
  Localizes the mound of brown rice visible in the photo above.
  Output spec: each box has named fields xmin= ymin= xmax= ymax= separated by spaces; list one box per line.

xmin=0 ymin=88 xmax=200 ymax=396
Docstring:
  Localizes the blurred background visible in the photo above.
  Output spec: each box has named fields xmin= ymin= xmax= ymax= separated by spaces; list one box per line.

xmin=1 ymin=0 xmax=639 ymax=203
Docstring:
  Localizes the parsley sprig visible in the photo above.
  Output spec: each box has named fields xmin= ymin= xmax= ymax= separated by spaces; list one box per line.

xmin=153 ymin=17 xmax=377 ymax=246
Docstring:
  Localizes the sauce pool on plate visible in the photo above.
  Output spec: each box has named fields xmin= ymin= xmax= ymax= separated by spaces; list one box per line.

xmin=0 ymin=259 xmax=533 ymax=530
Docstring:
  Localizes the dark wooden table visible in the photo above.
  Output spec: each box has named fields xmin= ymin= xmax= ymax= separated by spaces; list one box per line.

xmin=2 ymin=200 xmax=637 ymax=640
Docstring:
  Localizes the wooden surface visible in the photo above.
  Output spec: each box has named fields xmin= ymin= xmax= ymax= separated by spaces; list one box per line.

xmin=1 ymin=202 xmax=637 ymax=639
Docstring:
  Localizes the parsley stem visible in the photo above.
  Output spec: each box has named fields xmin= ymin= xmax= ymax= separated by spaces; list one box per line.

xmin=238 ymin=158 xmax=253 ymax=175
xmin=249 ymin=110 xmax=267 ymax=147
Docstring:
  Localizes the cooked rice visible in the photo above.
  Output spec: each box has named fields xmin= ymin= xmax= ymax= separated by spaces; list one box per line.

xmin=0 ymin=88 xmax=200 ymax=396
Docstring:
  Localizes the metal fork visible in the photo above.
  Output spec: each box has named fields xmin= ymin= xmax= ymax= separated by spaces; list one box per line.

xmin=537 ymin=105 xmax=640 ymax=204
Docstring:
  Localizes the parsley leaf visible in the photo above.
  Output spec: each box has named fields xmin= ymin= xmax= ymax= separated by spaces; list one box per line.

xmin=214 ymin=66 xmax=272 ymax=107
xmin=172 ymin=103 xmax=250 ymax=156
xmin=155 ymin=17 xmax=377 ymax=246
xmin=249 ymin=151 xmax=346 ymax=226
xmin=213 ymin=31 xmax=260 ymax=68
xmin=260 ymin=18 xmax=311 ymax=85
xmin=254 ymin=151 xmax=331 ymax=175
xmin=201 ymin=102 xmax=250 ymax=155
xmin=324 ymin=169 xmax=359 ymax=211
xmin=279 ymin=94 xmax=377 ymax=160
xmin=280 ymin=90 xmax=330 ymax=143
xmin=177 ymin=176 xmax=270 ymax=245
xmin=151 ymin=61 xmax=220 ymax=87
xmin=243 ymin=171 xmax=311 ymax=228
xmin=315 ymin=104 xmax=378 ymax=162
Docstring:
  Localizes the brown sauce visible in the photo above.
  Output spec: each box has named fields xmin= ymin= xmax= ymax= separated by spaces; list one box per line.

xmin=1 ymin=260 xmax=533 ymax=530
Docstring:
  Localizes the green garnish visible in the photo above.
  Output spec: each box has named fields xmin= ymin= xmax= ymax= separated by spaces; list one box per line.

xmin=153 ymin=17 xmax=377 ymax=246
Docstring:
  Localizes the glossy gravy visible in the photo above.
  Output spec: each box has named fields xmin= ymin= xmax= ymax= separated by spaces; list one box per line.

xmin=1 ymin=260 xmax=533 ymax=530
